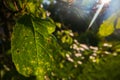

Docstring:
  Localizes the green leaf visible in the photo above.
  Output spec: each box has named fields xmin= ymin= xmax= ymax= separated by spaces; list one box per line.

xmin=40 ymin=20 xmax=56 ymax=34
xmin=98 ymin=11 xmax=120 ymax=37
xmin=116 ymin=18 xmax=120 ymax=29
xmin=27 ymin=2 xmax=36 ymax=13
xmin=56 ymin=22 xmax=61 ymax=28
xmin=98 ymin=14 xmax=116 ymax=37
xmin=61 ymin=35 xmax=73 ymax=44
xmin=11 ymin=15 xmax=57 ymax=79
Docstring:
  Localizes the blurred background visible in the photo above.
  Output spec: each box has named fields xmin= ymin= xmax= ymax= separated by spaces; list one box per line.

xmin=1 ymin=0 xmax=120 ymax=80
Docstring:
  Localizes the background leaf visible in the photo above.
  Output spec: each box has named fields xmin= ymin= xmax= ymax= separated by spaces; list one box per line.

xmin=98 ymin=13 xmax=116 ymax=37
xmin=116 ymin=17 xmax=120 ymax=29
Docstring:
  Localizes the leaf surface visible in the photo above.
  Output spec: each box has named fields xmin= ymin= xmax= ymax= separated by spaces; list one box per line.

xmin=98 ymin=11 xmax=120 ymax=37
xmin=116 ymin=17 xmax=120 ymax=29
xmin=11 ymin=15 xmax=57 ymax=79
xmin=98 ymin=14 xmax=116 ymax=37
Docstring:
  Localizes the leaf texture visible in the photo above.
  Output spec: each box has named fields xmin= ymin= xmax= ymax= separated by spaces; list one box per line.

xmin=11 ymin=15 xmax=57 ymax=79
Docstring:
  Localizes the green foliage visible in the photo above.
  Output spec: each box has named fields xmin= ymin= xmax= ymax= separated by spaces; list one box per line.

xmin=78 ymin=31 xmax=100 ymax=46
xmin=51 ymin=26 xmax=120 ymax=79
xmin=80 ymin=55 xmax=120 ymax=80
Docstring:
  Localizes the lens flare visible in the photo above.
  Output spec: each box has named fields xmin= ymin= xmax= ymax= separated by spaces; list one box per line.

xmin=87 ymin=0 xmax=111 ymax=30
xmin=101 ymin=0 xmax=111 ymax=4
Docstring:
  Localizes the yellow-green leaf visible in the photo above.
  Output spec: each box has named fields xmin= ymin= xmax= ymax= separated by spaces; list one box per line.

xmin=116 ymin=18 xmax=120 ymax=29
xmin=56 ymin=22 xmax=61 ymax=28
xmin=27 ymin=2 xmax=36 ymax=13
xmin=98 ymin=14 xmax=117 ymax=37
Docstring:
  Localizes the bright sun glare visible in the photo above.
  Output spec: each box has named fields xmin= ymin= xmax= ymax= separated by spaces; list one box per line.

xmin=101 ymin=0 xmax=111 ymax=4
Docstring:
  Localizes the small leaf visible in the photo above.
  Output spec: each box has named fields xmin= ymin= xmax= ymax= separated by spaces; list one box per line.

xmin=61 ymin=35 xmax=73 ymax=44
xmin=39 ymin=8 xmax=47 ymax=19
xmin=27 ymin=2 xmax=36 ymax=13
xmin=56 ymin=22 xmax=61 ymax=28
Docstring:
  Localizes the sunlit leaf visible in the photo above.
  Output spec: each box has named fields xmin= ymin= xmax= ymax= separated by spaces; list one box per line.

xmin=40 ymin=20 xmax=56 ymax=34
xmin=39 ymin=8 xmax=47 ymax=19
xmin=98 ymin=14 xmax=117 ymax=37
xmin=11 ymin=15 xmax=57 ymax=79
xmin=116 ymin=18 xmax=120 ymax=29
xmin=27 ymin=2 xmax=36 ymax=13
xmin=56 ymin=22 xmax=61 ymax=28
xmin=61 ymin=35 xmax=73 ymax=44
xmin=98 ymin=11 xmax=120 ymax=37
xmin=98 ymin=22 xmax=114 ymax=37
